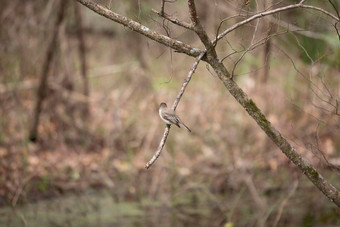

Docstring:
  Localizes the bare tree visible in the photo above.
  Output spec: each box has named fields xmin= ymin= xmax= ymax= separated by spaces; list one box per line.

xmin=29 ymin=0 xmax=67 ymax=142
xmin=75 ymin=0 xmax=340 ymax=207
xmin=74 ymin=2 xmax=90 ymax=116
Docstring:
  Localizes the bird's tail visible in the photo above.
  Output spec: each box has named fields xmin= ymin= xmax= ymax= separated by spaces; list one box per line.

xmin=180 ymin=121 xmax=191 ymax=133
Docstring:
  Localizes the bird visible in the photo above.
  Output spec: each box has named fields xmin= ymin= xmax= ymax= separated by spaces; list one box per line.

xmin=159 ymin=102 xmax=191 ymax=132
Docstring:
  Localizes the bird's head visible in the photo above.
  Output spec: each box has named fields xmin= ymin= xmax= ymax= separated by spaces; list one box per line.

xmin=159 ymin=102 xmax=167 ymax=108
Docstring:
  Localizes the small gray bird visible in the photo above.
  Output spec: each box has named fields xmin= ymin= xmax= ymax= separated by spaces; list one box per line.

xmin=159 ymin=102 xmax=191 ymax=132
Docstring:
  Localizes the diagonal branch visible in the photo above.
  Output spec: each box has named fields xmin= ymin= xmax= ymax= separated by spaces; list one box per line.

xmin=144 ymin=124 xmax=170 ymax=169
xmin=172 ymin=51 xmax=206 ymax=110
xmin=207 ymin=56 xmax=340 ymax=208
xmin=76 ymin=0 xmax=202 ymax=58
xmin=145 ymin=52 xmax=205 ymax=169
xmin=185 ymin=0 xmax=340 ymax=208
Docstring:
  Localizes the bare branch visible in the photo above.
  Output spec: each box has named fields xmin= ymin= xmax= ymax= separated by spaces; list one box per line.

xmin=300 ymin=4 xmax=340 ymax=21
xmin=268 ymin=16 xmax=328 ymax=41
xmin=160 ymin=0 xmax=165 ymax=15
xmin=144 ymin=125 xmax=171 ymax=169
xmin=231 ymin=14 xmax=261 ymax=77
xmin=214 ymin=14 xmax=245 ymax=47
xmin=76 ymin=0 xmax=203 ymax=58
xmin=327 ymin=0 xmax=340 ymax=40
xmin=187 ymin=0 xmax=199 ymax=26
xmin=152 ymin=9 xmax=194 ymax=30
xmin=209 ymin=56 xmax=340 ymax=207
xmin=160 ymin=0 xmax=176 ymax=15
xmin=222 ymin=28 xmax=292 ymax=65
xmin=172 ymin=51 xmax=206 ymax=110
xmin=187 ymin=0 xmax=214 ymax=52
xmin=145 ymin=52 xmax=205 ymax=169
xmin=328 ymin=0 xmax=340 ymax=19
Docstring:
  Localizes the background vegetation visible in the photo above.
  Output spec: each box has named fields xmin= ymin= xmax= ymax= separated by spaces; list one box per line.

xmin=0 ymin=0 xmax=339 ymax=226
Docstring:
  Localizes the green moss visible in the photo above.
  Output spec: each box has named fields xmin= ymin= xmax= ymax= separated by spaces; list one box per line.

xmin=306 ymin=166 xmax=319 ymax=180
xmin=244 ymin=99 xmax=271 ymax=132
xmin=245 ymin=99 xmax=261 ymax=117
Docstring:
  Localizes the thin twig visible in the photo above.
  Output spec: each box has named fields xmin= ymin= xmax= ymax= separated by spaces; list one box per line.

xmin=161 ymin=0 xmax=165 ymax=14
xmin=214 ymin=14 xmax=244 ymax=47
xmin=213 ymin=2 xmax=339 ymax=46
xmin=300 ymin=4 xmax=340 ymax=21
xmin=144 ymin=125 xmax=171 ymax=169
xmin=273 ymin=42 xmax=335 ymax=108
xmin=152 ymin=9 xmax=194 ymax=30
xmin=231 ymin=12 xmax=260 ymax=77
xmin=327 ymin=0 xmax=340 ymax=41
xmin=145 ymin=51 xmax=205 ymax=169
xmin=268 ymin=16 xmax=328 ymax=41
xmin=243 ymin=174 xmax=267 ymax=209
xmin=172 ymin=51 xmax=206 ymax=110
xmin=220 ymin=29 xmax=291 ymax=63
xmin=273 ymin=178 xmax=299 ymax=227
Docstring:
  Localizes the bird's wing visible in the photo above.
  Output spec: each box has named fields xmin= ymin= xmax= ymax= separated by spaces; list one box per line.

xmin=162 ymin=112 xmax=180 ymax=126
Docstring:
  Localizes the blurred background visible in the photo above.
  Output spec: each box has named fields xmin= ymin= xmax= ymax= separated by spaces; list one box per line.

xmin=0 ymin=0 xmax=340 ymax=226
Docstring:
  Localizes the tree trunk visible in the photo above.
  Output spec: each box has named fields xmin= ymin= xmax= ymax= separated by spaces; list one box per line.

xmin=29 ymin=0 xmax=67 ymax=142
xmin=74 ymin=2 xmax=90 ymax=116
